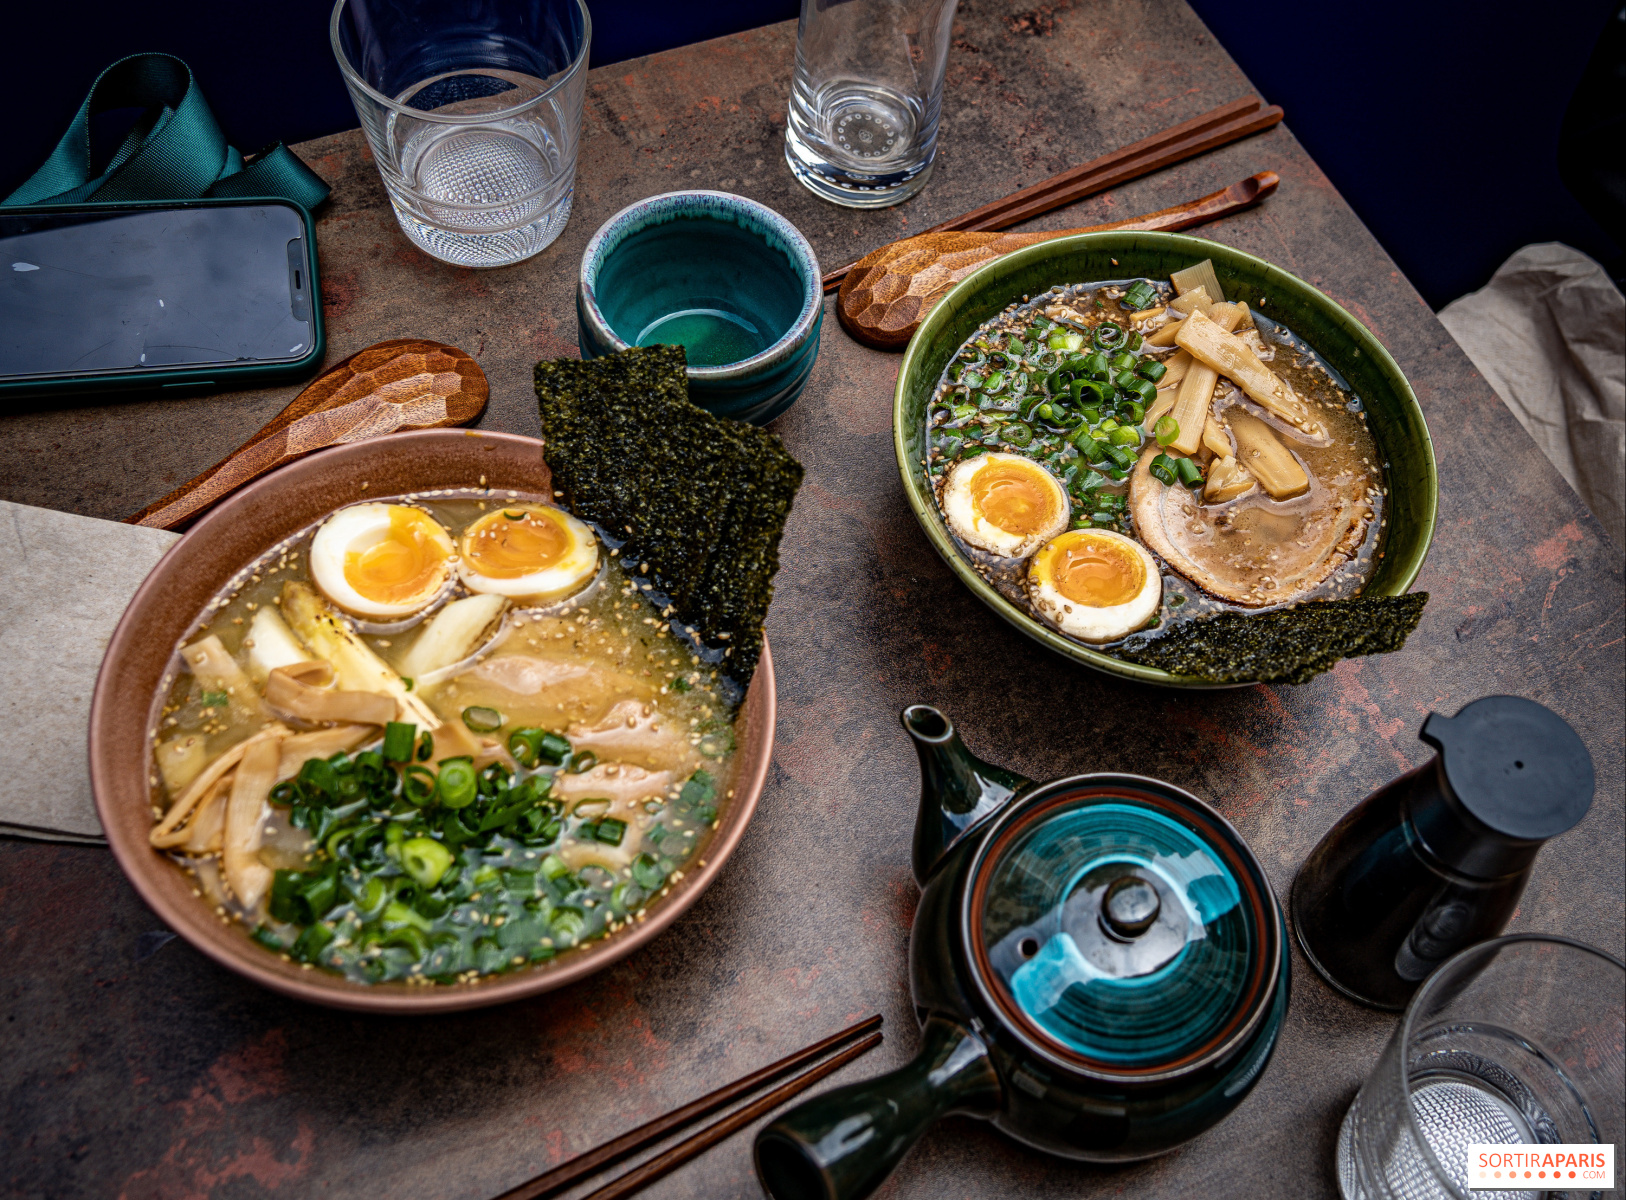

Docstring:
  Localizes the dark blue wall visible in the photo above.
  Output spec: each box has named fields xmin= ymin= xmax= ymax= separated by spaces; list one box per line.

xmin=7 ymin=1 xmax=1617 ymax=308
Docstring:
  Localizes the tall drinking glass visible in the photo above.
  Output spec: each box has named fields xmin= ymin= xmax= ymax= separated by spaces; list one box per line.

xmin=1338 ymin=936 xmax=1623 ymax=1200
xmin=330 ymin=0 xmax=590 ymax=268
xmin=784 ymin=0 xmax=958 ymax=208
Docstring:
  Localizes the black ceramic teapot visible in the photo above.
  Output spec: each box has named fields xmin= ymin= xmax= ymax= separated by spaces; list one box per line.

xmin=754 ymin=706 xmax=1290 ymax=1200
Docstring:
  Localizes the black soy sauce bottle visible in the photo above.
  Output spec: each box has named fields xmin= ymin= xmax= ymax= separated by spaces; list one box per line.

xmin=1291 ymin=695 xmax=1595 ymax=1010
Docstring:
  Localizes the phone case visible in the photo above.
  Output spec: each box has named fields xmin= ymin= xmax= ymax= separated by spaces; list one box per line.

xmin=0 ymin=196 xmax=325 ymax=404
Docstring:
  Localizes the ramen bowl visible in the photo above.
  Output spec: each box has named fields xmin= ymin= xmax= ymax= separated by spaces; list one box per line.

xmin=893 ymin=231 xmax=1438 ymax=688
xmin=90 ymin=429 xmax=775 ymax=1013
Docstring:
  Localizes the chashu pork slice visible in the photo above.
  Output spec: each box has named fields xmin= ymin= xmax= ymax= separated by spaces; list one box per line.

xmin=1128 ymin=448 xmax=1370 ymax=607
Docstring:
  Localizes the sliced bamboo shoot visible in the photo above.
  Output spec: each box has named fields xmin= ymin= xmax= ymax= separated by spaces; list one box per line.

xmin=1171 ymin=260 xmax=1225 ymax=303
xmin=1144 ymin=316 xmax=1185 ymax=347
xmin=179 ymin=635 xmax=264 ymax=722
xmin=1169 ymin=286 xmax=1213 ymax=317
xmin=1202 ymin=413 xmax=1234 ymax=458
xmin=279 ymin=581 xmax=440 ymax=729
xmin=1175 ymin=309 xmax=1315 ymax=431
xmin=1226 ymin=410 xmax=1310 ymax=498
xmin=1141 ymin=390 xmax=1176 ymax=437
xmin=1154 ymin=350 xmax=1193 ymax=390
xmin=1204 ymin=455 xmax=1257 ymax=503
xmin=151 ymin=724 xmax=288 ymax=845
xmin=1167 ymin=303 xmax=1246 ymax=455
xmin=223 ymin=737 xmax=280 ymax=910
xmin=264 ymin=661 xmax=398 ymax=725
xmin=276 ymin=726 xmax=372 ymax=782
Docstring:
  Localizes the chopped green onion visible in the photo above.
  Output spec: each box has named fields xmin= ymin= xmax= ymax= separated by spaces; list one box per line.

xmin=594 ymin=818 xmax=627 ymax=846
xmin=401 ymin=837 xmax=453 ymax=888
xmin=1138 ymin=359 xmax=1168 ymax=383
xmin=568 ymin=750 xmax=599 ymax=775
xmin=1122 ymin=281 xmax=1158 ymax=310
xmin=632 ymin=854 xmax=666 ymax=891
xmin=1093 ymin=323 xmax=1125 ymax=349
xmin=1110 ymin=425 xmax=1141 ymax=447
xmin=1098 ymin=417 xmax=1120 ymax=433
xmin=402 ymin=764 xmax=438 ymax=807
xmin=1104 ymin=443 xmax=1134 ymax=469
xmin=199 ymin=690 xmax=228 ymax=709
xmin=1090 ymin=511 xmax=1117 ymax=526
xmin=1175 ymin=456 xmax=1205 ymax=488
xmin=1122 ymin=377 xmax=1157 ymax=404
xmin=382 ymin=721 xmax=416 ymax=763
xmin=1003 ymin=423 xmax=1034 ymax=447
xmin=436 ymin=758 xmax=478 ymax=809
xmin=1150 ymin=453 xmax=1179 ymax=485
xmin=1037 ymin=403 xmax=1055 ymax=421
xmin=1119 ymin=401 xmax=1146 ymax=424
xmin=1078 ymin=405 xmax=1102 ymax=424
xmin=1155 ymin=415 xmax=1180 ymax=446
xmin=1109 ymin=352 xmax=1136 ymax=373
xmin=462 ymin=706 xmax=502 ymax=733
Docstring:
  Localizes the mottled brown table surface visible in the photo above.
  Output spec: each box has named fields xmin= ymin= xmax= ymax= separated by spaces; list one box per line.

xmin=3 ymin=2 xmax=1622 ymax=1197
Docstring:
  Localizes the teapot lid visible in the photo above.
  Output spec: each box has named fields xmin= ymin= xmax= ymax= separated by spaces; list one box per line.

xmin=967 ymin=782 xmax=1279 ymax=1079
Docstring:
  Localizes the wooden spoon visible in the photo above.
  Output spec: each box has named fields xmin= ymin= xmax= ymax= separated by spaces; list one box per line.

xmin=836 ymin=172 xmax=1279 ymax=351
xmin=126 ymin=339 xmax=489 ymax=531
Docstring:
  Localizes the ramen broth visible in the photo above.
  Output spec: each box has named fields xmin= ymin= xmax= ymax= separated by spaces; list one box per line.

xmin=925 ymin=275 xmax=1387 ymax=651
xmin=147 ymin=490 xmax=741 ymax=985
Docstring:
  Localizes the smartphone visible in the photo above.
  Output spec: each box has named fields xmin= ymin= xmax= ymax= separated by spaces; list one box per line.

xmin=0 ymin=197 xmax=323 ymax=402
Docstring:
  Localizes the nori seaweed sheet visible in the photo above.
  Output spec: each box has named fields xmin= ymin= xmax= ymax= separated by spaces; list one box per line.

xmin=1116 ymin=593 xmax=1429 ymax=685
xmin=534 ymin=346 xmax=803 ymax=684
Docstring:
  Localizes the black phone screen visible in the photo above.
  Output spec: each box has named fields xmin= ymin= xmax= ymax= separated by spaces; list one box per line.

xmin=0 ymin=202 xmax=314 ymax=380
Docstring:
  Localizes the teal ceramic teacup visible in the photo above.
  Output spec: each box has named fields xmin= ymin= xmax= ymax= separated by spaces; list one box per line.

xmin=576 ymin=191 xmax=823 ymax=424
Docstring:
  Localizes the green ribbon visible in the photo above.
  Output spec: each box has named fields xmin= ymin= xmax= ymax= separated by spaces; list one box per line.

xmin=2 ymin=53 xmax=329 ymax=209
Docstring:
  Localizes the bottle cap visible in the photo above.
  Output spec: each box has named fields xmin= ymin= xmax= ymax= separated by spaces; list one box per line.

xmin=1414 ymin=695 xmax=1594 ymax=877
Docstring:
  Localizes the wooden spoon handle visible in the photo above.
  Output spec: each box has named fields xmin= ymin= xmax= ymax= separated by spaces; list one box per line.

xmin=836 ymin=173 xmax=1280 ymax=351
xmin=125 ymin=339 xmax=488 ymax=531
xmin=1079 ymin=170 xmax=1279 ymax=235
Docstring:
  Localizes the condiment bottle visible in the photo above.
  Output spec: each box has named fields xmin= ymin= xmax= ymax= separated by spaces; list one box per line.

xmin=1290 ymin=695 xmax=1594 ymax=1010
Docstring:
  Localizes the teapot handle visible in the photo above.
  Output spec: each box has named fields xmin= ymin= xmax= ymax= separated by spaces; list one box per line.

xmin=754 ymin=1016 xmax=1001 ymax=1200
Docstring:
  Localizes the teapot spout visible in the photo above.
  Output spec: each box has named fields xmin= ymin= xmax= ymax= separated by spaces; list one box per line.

xmin=902 ymin=705 xmax=1032 ymax=886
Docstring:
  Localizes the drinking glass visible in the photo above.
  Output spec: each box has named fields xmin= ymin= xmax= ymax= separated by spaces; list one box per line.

xmin=1338 ymin=935 xmax=1624 ymax=1200
xmin=784 ymin=0 xmax=958 ymax=208
xmin=330 ymin=0 xmax=590 ymax=268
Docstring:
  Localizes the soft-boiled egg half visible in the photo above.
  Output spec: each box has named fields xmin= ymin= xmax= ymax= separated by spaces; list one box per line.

xmin=942 ymin=452 xmax=1070 ymax=558
xmin=1028 ymin=529 xmax=1161 ymax=642
xmin=457 ymin=504 xmax=600 ymax=603
xmin=310 ymin=503 xmax=455 ymax=618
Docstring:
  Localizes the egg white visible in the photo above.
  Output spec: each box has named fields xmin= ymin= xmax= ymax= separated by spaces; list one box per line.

xmin=309 ymin=503 xmax=455 ymax=618
xmin=1028 ymin=529 xmax=1161 ymax=642
xmin=941 ymin=452 xmax=1070 ymax=559
xmin=457 ymin=504 xmax=600 ymax=603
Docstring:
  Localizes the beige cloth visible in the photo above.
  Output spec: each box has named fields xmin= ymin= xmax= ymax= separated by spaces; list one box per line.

xmin=0 ymin=501 xmax=178 ymax=842
xmin=1438 ymin=243 xmax=1626 ymax=547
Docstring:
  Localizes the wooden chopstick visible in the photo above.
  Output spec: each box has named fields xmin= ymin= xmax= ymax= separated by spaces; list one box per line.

xmin=492 ymin=1014 xmax=883 ymax=1200
xmin=580 ymin=1030 xmax=884 ymax=1200
xmin=820 ymin=95 xmax=1284 ymax=291
xmin=927 ymin=94 xmax=1267 ymax=235
xmin=956 ymin=104 xmax=1283 ymax=233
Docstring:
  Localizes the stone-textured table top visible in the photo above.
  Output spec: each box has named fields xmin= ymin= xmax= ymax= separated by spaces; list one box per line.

xmin=3 ymin=1 xmax=1621 ymax=1196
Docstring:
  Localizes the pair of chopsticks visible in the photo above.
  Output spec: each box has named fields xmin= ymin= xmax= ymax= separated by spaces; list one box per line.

xmin=492 ymin=1014 xmax=883 ymax=1200
xmin=822 ymin=94 xmax=1283 ymax=292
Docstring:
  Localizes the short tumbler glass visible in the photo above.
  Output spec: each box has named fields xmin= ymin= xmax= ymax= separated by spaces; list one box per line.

xmin=1337 ymin=935 xmax=1624 ymax=1200
xmin=331 ymin=0 xmax=590 ymax=267
xmin=784 ymin=0 xmax=958 ymax=208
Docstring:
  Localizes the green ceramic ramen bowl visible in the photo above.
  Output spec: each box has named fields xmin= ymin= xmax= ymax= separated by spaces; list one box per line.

xmin=893 ymin=232 xmax=1438 ymax=688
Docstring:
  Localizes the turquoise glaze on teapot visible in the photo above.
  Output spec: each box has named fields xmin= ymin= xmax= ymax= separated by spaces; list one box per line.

xmin=755 ymin=706 xmax=1290 ymax=1200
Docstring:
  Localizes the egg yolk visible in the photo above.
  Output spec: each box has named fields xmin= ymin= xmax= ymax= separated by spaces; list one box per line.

xmin=971 ymin=461 xmax=1060 ymax=535
xmin=343 ymin=508 xmax=449 ymax=604
xmin=1045 ymin=534 xmax=1144 ymax=607
xmin=343 ymin=507 xmax=450 ymax=604
xmin=462 ymin=508 xmax=572 ymax=579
